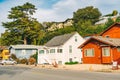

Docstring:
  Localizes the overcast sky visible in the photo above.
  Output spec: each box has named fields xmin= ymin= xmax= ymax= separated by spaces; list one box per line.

xmin=0 ymin=0 xmax=120 ymax=34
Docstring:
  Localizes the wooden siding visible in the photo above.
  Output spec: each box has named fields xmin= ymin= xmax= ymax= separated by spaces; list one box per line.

xmin=82 ymin=40 xmax=120 ymax=64
xmin=112 ymin=48 xmax=120 ymax=64
xmin=81 ymin=23 xmax=120 ymax=64
xmin=102 ymin=24 xmax=120 ymax=38
xmin=82 ymin=40 xmax=102 ymax=64
xmin=101 ymin=47 xmax=112 ymax=64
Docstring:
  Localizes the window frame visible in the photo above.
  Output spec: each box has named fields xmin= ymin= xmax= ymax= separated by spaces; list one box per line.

xmin=75 ymin=36 xmax=77 ymax=42
xmin=105 ymin=35 xmax=110 ymax=38
xmin=117 ymin=47 xmax=120 ymax=52
xmin=39 ymin=50 xmax=45 ymax=54
xmin=57 ymin=49 xmax=63 ymax=53
xmin=69 ymin=45 xmax=72 ymax=53
xmin=102 ymin=47 xmax=110 ymax=57
xmin=84 ymin=48 xmax=94 ymax=57
xmin=50 ymin=49 xmax=55 ymax=53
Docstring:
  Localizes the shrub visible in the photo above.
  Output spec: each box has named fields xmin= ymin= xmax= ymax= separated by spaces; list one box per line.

xmin=10 ymin=54 xmax=17 ymax=60
xmin=16 ymin=58 xmax=20 ymax=64
xmin=65 ymin=61 xmax=79 ymax=65
xmin=30 ymin=53 xmax=37 ymax=62
xmin=20 ymin=58 xmax=28 ymax=64
xmin=28 ymin=57 xmax=36 ymax=65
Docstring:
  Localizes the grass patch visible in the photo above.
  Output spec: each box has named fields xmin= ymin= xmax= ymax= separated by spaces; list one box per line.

xmin=65 ymin=61 xmax=78 ymax=65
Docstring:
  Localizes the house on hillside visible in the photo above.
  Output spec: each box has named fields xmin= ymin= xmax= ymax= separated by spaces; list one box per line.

xmin=79 ymin=23 xmax=120 ymax=64
xmin=38 ymin=32 xmax=85 ymax=64
xmin=95 ymin=15 xmax=118 ymax=25
xmin=9 ymin=45 xmax=39 ymax=59
xmin=47 ymin=19 xmax=73 ymax=31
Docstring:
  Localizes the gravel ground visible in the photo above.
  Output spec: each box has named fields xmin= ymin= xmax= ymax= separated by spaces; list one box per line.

xmin=15 ymin=64 xmax=120 ymax=72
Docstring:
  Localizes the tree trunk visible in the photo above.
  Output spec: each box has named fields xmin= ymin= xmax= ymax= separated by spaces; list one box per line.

xmin=24 ymin=37 xmax=27 ymax=45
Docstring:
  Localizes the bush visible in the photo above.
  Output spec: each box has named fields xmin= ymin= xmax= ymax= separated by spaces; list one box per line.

xmin=10 ymin=54 xmax=17 ymax=60
xmin=65 ymin=61 xmax=79 ymax=65
xmin=15 ymin=58 xmax=20 ymax=64
xmin=28 ymin=57 xmax=36 ymax=65
xmin=19 ymin=58 xmax=28 ymax=64
xmin=30 ymin=53 xmax=37 ymax=62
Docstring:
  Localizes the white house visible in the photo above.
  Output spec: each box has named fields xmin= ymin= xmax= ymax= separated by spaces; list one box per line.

xmin=38 ymin=32 xmax=85 ymax=64
xmin=9 ymin=45 xmax=39 ymax=59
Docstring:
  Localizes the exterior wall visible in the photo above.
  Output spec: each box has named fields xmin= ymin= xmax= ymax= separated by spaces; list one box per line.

xmin=10 ymin=48 xmax=37 ymax=59
xmin=112 ymin=48 xmax=120 ymax=64
xmin=82 ymin=40 xmax=102 ymax=64
xmin=0 ymin=49 xmax=10 ymax=60
xmin=38 ymin=33 xmax=85 ymax=64
xmin=81 ymin=40 xmax=120 ymax=64
xmin=81 ymin=23 xmax=120 ymax=64
xmin=38 ymin=46 xmax=65 ymax=64
xmin=102 ymin=24 xmax=120 ymax=38
xmin=63 ymin=33 xmax=85 ymax=63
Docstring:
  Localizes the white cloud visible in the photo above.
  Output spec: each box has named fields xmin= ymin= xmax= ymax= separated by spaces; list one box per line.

xmin=0 ymin=0 xmax=43 ymax=33
xmin=0 ymin=0 xmax=120 ymax=34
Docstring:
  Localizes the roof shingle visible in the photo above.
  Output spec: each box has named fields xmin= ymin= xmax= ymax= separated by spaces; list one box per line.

xmin=79 ymin=36 xmax=120 ymax=48
xmin=92 ymin=36 xmax=120 ymax=46
xmin=45 ymin=32 xmax=77 ymax=47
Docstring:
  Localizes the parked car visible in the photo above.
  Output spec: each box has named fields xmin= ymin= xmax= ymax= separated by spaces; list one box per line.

xmin=0 ymin=59 xmax=17 ymax=65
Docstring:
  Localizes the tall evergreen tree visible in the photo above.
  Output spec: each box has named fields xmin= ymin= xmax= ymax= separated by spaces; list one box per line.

xmin=2 ymin=2 xmax=44 ymax=45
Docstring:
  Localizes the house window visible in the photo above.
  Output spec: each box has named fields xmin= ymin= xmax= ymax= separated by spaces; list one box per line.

xmin=50 ymin=49 xmax=55 ymax=53
xmin=69 ymin=58 xmax=73 ymax=62
xmin=84 ymin=49 xmax=94 ymax=57
xmin=117 ymin=47 xmax=120 ymax=52
xmin=69 ymin=45 xmax=72 ymax=53
xmin=57 ymin=49 xmax=63 ymax=53
xmin=102 ymin=48 xmax=110 ymax=56
xmin=105 ymin=35 xmax=110 ymax=38
xmin=75 ymin=36 xmax=77 ymax=42
xmin=39 ymin=50 xmax=44 ymax=54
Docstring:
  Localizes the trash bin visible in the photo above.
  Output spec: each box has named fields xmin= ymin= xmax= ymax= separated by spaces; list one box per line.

xmin=112 ymin=61 xmax=118 ymax=70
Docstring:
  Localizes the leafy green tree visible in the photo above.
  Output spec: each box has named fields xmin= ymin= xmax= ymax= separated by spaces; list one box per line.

xmin=104 ymin=18 xmax=114 ymax=30
xmin=73 ymin=6 xmax=102 ymax=24
xmin=112 ymin=10 xmax=118 ymax=16
xmin=0 ymin=30 xmax=23 ymax=45
xmin=40 ymin=26 xmax=75 ymax=44
xmin=2 ymin=2 xmax=43 ymax=45
xmin=72 ymin=6 xmax=102 ymax=36
xmin=104 ymin=10 xmax=118 ymax=17
xmin=115 ymin=16 xmax=120 ymax=22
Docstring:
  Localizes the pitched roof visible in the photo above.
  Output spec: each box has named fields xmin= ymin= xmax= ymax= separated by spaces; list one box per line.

xmin=45 ymin=32 xmax=77 ymax=47
xmin=79 ymin=36 xmax=120 ymax=48
xmin=10 ymin=45 xmax=39 ymax=49
xmin=100 ymin=23 xmax=120 ymax=35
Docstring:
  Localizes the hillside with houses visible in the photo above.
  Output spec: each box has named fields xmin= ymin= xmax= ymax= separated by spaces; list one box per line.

xmin=1 ymin=3 xmax=120 ymax=67
xmin=1 ymin=23 xmax=120 ymax=66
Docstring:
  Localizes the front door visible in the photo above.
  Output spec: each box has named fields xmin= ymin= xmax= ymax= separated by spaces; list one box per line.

xmin=102 ymin=47 xmax=111 ymax=64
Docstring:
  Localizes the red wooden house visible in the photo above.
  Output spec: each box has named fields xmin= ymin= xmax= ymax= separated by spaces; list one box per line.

xmin=79 ymin=23 xmax=120 ymax=64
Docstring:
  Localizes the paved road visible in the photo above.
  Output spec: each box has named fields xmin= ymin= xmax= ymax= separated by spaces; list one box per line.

xmin=0 ymin=65 xmax=120 ymax=80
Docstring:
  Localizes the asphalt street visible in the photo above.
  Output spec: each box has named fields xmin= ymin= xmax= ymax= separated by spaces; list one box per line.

xmin=0 ymin=65 xmax=120 ymax=80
